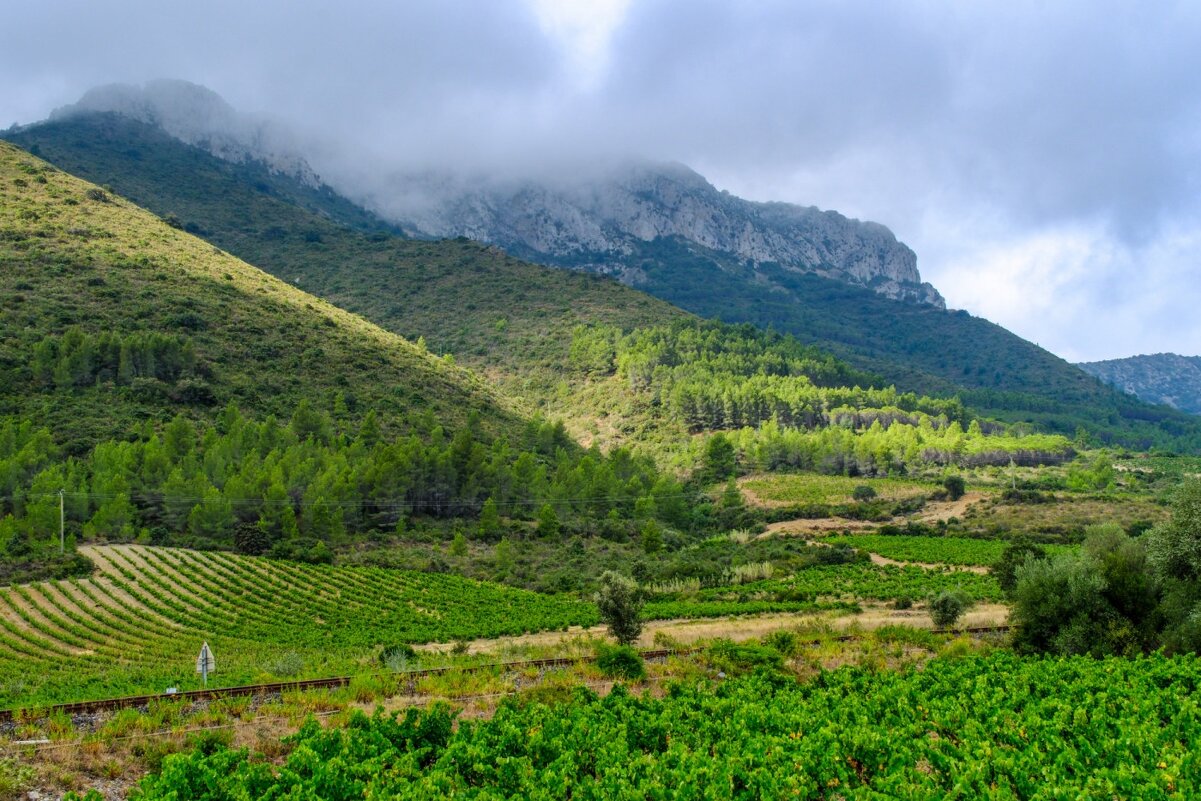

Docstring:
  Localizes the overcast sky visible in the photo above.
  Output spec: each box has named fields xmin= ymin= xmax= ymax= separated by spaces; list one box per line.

xmin=3 ymin=0 xmax=1199 ymax=362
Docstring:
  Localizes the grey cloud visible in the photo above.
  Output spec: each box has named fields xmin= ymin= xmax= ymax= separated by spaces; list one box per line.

xmin=2 ymin=0 xmax=1199 ymax=358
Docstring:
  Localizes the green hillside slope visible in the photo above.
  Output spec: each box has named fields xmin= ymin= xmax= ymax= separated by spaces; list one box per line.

xmin=0 ymin=139 xmax=520 ymax=452
xmin=8 ymin=115 xmax=1198 ymax=453
xmin=0 ymin=141 xmax=712 ymax=583
xmin=617 ymin=236 xmax=1201 ymax=450
xmin=2 ymin=115 xmax=684 ymax=430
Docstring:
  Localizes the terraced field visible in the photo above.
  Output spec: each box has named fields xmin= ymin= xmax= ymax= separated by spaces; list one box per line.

xmin=0 ymin=546 xmax=595 ymax=708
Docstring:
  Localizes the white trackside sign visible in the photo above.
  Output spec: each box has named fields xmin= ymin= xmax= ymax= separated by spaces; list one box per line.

xmin=196 ymin=641 xmax=216 ymax=685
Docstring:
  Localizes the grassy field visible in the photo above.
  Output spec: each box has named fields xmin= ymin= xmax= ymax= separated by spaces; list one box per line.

xmin=740 ymin=473 xmax=936 ymax=506
xmin=959 ymin=494 xmax=1168 ymax=540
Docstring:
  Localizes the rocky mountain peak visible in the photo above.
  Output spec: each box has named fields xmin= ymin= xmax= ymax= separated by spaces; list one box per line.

xmin=375 ymin=158 xmax=945 ymax=307
xmin=45 ymin=80 xmax=944 ymax=307
xmin=50 ymin=79 xmax=320 ymax=187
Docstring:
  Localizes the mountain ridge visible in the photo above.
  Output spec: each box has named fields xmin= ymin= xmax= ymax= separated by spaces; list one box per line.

xmin=8 ymin=111 xmax=1201 ymax=452
xmin=371 ymin=159 xmax=946 ymax=307
xmin=42 ymin=79 xmax=943 ymax=307
xmin=1078 ymin=353 xmax=1201 ymax=416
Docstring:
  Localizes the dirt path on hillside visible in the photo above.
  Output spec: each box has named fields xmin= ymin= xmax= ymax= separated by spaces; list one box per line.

xmin=759 ymin=517 xmax=876 ymax=539
xmin=414 ymin=604 xmax=1009 ymax=656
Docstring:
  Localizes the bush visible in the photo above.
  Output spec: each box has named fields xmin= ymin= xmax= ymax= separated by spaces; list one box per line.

xmin=264 ymin=651 xmax=304 ymax=677
xmin=707 ymin=640 xmax=785 ymax=674
xmin=943 ymin=475 xmax=966 ymax=500
xmin=305 ymin=540 xmax=333 ymax=564
xmin=852 ymin=485 xmax=877 ymax=502
xmin=928 ymin=589 xmax=972 ymax=628
xmin=0 ymin=758 xmax=34 ymax=798
xmin=1001 ymin=488 xmax=1052 ymax=504
xmin=379 ymin=643 xmax=418 ymax=670
xmin=991 ymin=538 xmax=1048 ymax=595
xmin=595 ymin=643 xmax=646 ymax=680
xmin=233 ymin=522 xmax=270 ymax=556
xmin=763 ymin=629 xmax=802 ymax=657
xmin=1012 ymin=526 xmax=1161 ymax=656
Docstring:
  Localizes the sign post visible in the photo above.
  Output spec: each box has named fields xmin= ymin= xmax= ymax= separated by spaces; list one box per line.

xmin=196 ymin=642 xmax=216 ymax=687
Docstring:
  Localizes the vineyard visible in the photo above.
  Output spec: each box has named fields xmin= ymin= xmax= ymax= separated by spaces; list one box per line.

xmin=826 ymin=534 xmax=1074 ymax=567
xmin=0 ymin=546 xmax=1019 ymax=709
xmin=688 ymin=563 xmax=1003 ymax=603
xmin=0 ymin=545 xmax=595 ymax=708
xmin=128 ymin=651 xmax=1200 ymax=799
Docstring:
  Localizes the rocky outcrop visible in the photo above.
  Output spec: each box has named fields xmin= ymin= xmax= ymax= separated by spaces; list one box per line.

xmin=1078 ymin=353 xmax=1201 ymax=415
xmin=376 ymin=161 xmax=944 ymax=306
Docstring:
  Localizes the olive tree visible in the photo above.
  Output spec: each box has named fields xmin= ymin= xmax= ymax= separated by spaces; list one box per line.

xmin=595 ymin=571 xmax=644 ymax=646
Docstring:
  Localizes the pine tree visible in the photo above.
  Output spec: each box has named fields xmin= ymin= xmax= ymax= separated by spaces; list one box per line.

xmin=536 ymin=504 xmax=560 ymax=540
xmin=188 ymin=485 xmax=233 ymax=542
xmin=478 ymin=496 xmax=501 ymax=540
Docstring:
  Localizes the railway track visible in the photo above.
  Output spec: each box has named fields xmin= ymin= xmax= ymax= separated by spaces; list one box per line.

xmin=0 ymin=625 xmax=1010 ymax=722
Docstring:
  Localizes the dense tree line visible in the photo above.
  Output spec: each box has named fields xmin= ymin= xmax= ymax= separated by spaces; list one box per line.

xmin=723 ymin=419 xmax=1073 ymax=476
xmin=0 ymin=402 xmax=692 ymax=564
xmin=571 ymin=321 xmax=966 ymax=433
xmin=32 ymin=327 xmax=198 ymax=389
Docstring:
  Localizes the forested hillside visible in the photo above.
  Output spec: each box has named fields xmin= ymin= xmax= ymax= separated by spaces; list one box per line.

xmin=616 ymin=235 xmax=1201 ymax=450
xmin=0 ymin=142 xmax=710 ymax=583
xmin=1079 ymin=353 xmax=1201 ymax=415
xmin=2 ymin=115 xmax=685 ymax=422
xmin=8 ymin=114 xmax=1199 ymax=453
xmin=0 ymin=140 xmax=519 ymax=453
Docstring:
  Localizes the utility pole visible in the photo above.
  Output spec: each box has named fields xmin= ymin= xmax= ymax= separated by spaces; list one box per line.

xmin=1009 ymin=457 xmax=1017 ymax=491
xmin=59 ymin=488 xmax=65 ymax=554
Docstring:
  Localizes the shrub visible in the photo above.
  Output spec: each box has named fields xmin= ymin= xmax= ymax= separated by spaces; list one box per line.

xmin=928 ymin=589 xmax=972 ymax=628
xmin=763 ymin=629 xmax=802 ymax=657
xmin=707 ymin=640 xmax=784 ymax=674
xmin=991 ymin=538 xmax=1048 ymax=595
xmin=233 ymin=522 xmax=270 ymax=556
xmin=301 ymin=540 xmax=333 ymax=565
xmin=595 ymin=643 xmax=646 ymax=680
xmin=264 ymin=651 xmax=304 ymax=678
xmin=852 ymin=485 xmax=878 ymax=502
xmin=379 ymin=644 xmax=418 ymax=670
xmin=943 ymin=475 xmax=966 ymax=500
xmin=0 ymin=758 xmax=34 ymax=798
